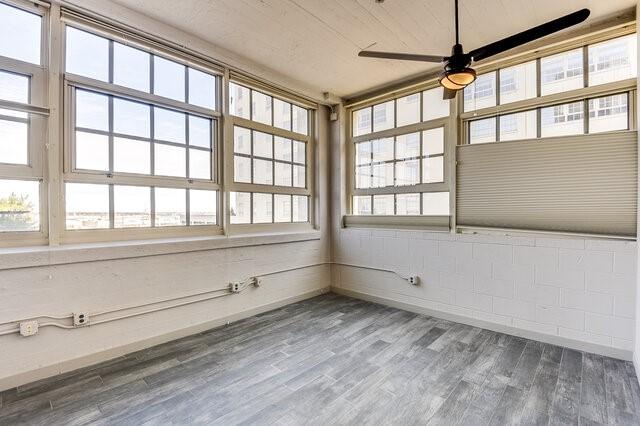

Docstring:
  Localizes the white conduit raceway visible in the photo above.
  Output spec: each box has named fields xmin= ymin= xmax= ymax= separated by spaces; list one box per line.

xmin=0 ymin=262 xmax=407 ymax=337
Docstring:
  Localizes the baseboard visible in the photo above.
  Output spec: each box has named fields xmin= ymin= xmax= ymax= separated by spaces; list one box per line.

xmin=634 ymin=350 xmax=640 ymax=378
xmin=0 ymin=286 xmax=330 ymax=392
xmin=332 ymin=287 xmax=633 ymax=361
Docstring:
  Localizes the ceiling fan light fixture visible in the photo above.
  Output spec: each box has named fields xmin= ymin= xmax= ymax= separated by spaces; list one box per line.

xmin=439 ymin=68 xmax=476 ymax=91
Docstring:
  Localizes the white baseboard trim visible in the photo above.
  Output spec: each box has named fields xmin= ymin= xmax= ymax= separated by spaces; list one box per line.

xmin=332 ymin=287 xmax=633 ymax=361
xmin=634 ymin=351 xmax=640 ymax=378
xmin=0 ymin=286 xmax=330 ymax=392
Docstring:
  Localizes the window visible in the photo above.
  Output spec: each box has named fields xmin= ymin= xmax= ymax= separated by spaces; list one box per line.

xmin=588 ymin=34 xmax=637 ymax=86
xmin=228 ymin=82 xmax=311 ymax=226
xmin=0 ymin=1 xmax=46 ymax=240
xmin=541 ymin=48 xmax=583 ymax=96
xmin=499 ymin=61 xmax=537 ymax=104
xmin=64 ymin=26 xmax=220 ymax=236
xmin=463 ymin=72 xmax=496 ymax=111
xmin=350 ymin=86 xmax=450 ymax=220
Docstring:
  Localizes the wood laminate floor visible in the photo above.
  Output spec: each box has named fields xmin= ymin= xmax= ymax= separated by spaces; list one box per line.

xmin=1 ymin=294 xmax=639 ymax=425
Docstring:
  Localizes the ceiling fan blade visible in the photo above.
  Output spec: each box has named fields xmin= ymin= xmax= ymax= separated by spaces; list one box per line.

xmin=358 ymin=50 xmax=446 ymax=63
xmin=468 ymin=8 xmax=590 ymax=62
xmin=442 ymin=88 xmax=458 ymax=100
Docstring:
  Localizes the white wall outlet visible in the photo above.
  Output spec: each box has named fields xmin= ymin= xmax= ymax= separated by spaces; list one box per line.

xmin=408 ymin=275 xmax=420 ymax=286
xmin=73 ymin=312 xmax=89 ymax=327
xmin=253 ymin=277 xmax=261 ymax=287
xmin=19 ymin=320 xmax=38 ymax=337
xmin=229 ymin=282 xmax=242 ymax=293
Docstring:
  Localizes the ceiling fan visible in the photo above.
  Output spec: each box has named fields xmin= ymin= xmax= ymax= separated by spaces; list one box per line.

xmin=358 ymin=0 xmax=590 ymax=99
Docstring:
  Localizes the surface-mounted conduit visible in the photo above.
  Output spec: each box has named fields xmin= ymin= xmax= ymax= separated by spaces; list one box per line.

xmin=0 ymin=262 xmax=408 ymax=336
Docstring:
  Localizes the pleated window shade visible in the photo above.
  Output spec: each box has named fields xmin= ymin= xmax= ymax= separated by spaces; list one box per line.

xmin=456 ymin=131 xmax=637 ymax=237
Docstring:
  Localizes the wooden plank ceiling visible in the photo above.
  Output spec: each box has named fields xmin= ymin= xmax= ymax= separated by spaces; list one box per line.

xmin=110 ymin=0 xmax=636 ymax=98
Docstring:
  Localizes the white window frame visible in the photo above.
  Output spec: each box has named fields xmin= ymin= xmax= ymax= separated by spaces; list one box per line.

xmin=0 ymin=0 xmax=49 ymax=246
xmin=345 ymin=85 xmax=455 ymax=230
xmin=60 ymin=22 xmax=223 ymax=243
xmin=225 ymin=80 xmax=315 ymax=234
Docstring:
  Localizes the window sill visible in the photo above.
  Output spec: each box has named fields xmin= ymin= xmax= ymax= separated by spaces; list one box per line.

xmin=342 ymin=215 xmax=450 ymax=231
xmin=0 ymin=230 xmax=322 ymax=270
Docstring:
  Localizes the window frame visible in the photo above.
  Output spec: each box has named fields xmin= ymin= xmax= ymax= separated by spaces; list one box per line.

xmin=225 ymin=80 xmax=315 ymax=234
xmin=345 ymin=84 xmax=455 ymax=229
xmin=461 ymin=32 xmax=637 ymax=145
xmin=0 ymin=0 xmax=49 ymax=246
xmin=61 ymin=23 xmax=224 ymax=243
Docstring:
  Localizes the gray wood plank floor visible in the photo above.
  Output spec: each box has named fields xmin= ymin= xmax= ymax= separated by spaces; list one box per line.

xmin=1 ymin=293 xmax=639 ymax=425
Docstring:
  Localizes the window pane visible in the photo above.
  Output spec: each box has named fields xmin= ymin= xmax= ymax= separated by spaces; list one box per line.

xmin=75 ymin=131 xmax=108 ymax=171
xmin=113 ymin=43 xmax=150 ymax=92
xmin=0 ymin=70 xmax=29 ymax=116
xmin=499 ymin=61 xmax=536 ymax=104
xmin=423 ymin=87 xmax=449 ymax=121
xmin=274 ymin=137 xmax=292 ymax=161
xmin=372 ymin=137 xmax=393 ymax=162
xmin=0 ymin=179 xmax=39 ymax=231
xmin=234 ymin=155 xmax=251 ymax=183
xmin=253 ymin=193 xmax=272 ymax=223
xmin=154 ymin=56 xmax=185 ymax=101
xmin=253 ymin=131 xmax=272 ymax=158
xmin=464 ymin=72 xmax=496 ymax=111
xmin=469 ymin=117 xmax=497 ymax=144
xmin=274 ymin=194 xmax=291 ymax=222
xmin=373 ymin=101 xmax=394 ymax=132
xmin=293 ymin=141 xmax=306 ymax=164
xmin=114 ymin=185 xmax=151 ymax=228
xmin=356 ymin=165 xmax=370 ymax=189
xmin=229 ymin=83 xmax=250 ymax=119
xmin=154 ymin=107 xmax=185 ymax=143
xmin=355 ymin=141 xmax=371 ymax=166
xmin=253 ymin=159 xmax=273 ymax=185
xmin=353 ymin=107 xmax=371 ymax=136
xmin=252 ymin=91 xmax=272 ymax=125
xmin=114 ymin=137 xmax=150 ymax=174
xmin=190 ymin=189 xmax=216 ymax=225
xmin=65 ymin=183 xmax=108 ymax=230
xmin=423 ymin=192 xmax=450 ymax=215
xmin=423 ymin=157 xmax=444 ymax=183
xmin=76 ymin=90 xmax=109 ymax=131
xmin=395 ymin=132 xmax=420 ymax=159
xmin=0 ymin=119 xmax=27 ymax=165
xmin=188 ymin=68 xmax=215 ymax=109
xmin=113 ymin=98 xmax=150 ymax=138
xmin=155 ymin=187 xmax=186 ymax=227
xmin=292 ymin=105 xmax=308 ymax=135
xmin=541 ymin=48 xmax=583 ymax=96
xmin=189 ymin=116 xmax=211 ymax=148
xmin=373 ymin=194 xmax=394 ymax=215
xmin=274 ymin=162 xmax=292 ymax=187
xmin=589 ymin=35 xmax=637 ymax=87
xmin=499 ymin=110 xmax=537 ymax=141
xmin=397 ymin=193 xmax=420 ymax=215
xmin=423 ymin=127 xmax=444 ymax=155
xmin=353 ymin=195 xmax=371 ymax=215
xmin=293 ymin=165 xmax=306 ymax=188
xmin=372 ymin=163 xmax=393 ymax=188
xmin=234 ymin=126 xmax=251 ymax=154
xmin=395 ymin=160 xmax=419 ymax=186
xmin=292 ymin=195 xmax=308 ymax=222
xmin=541 ymin=101 xmax=584 ymax=137
xmin=66 ymin=27 xmax=109 ymax=81
xmin=0 ymin=3 xmax=41 ymax=65
xmin=396 ymin=93 xmax=420 ymax=127
xmin=274 ymin=98 xmax=291 ymax=131
xmin=588 ymin=94 xmax=628 ymax=133
xmin=155 ymin=144 xmax=186 ymax=177
xmin=189 ymin=148 xmax=211 ymax=180
xmin=230 ymin=191 xmax=251 ymax=224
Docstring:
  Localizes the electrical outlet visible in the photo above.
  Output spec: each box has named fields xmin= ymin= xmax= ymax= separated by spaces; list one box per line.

xmin=253 ymin=277 xmax=261 ymax=287
xmin=229 ymin=282 xmax=242 ymax=293
xmin=73 ymin=312 xmax=89 ymax=327
xmin=408 ymin=275 xmax=420 ymax=286
xmin=19 ymin=320 xmax=38 ymax=337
